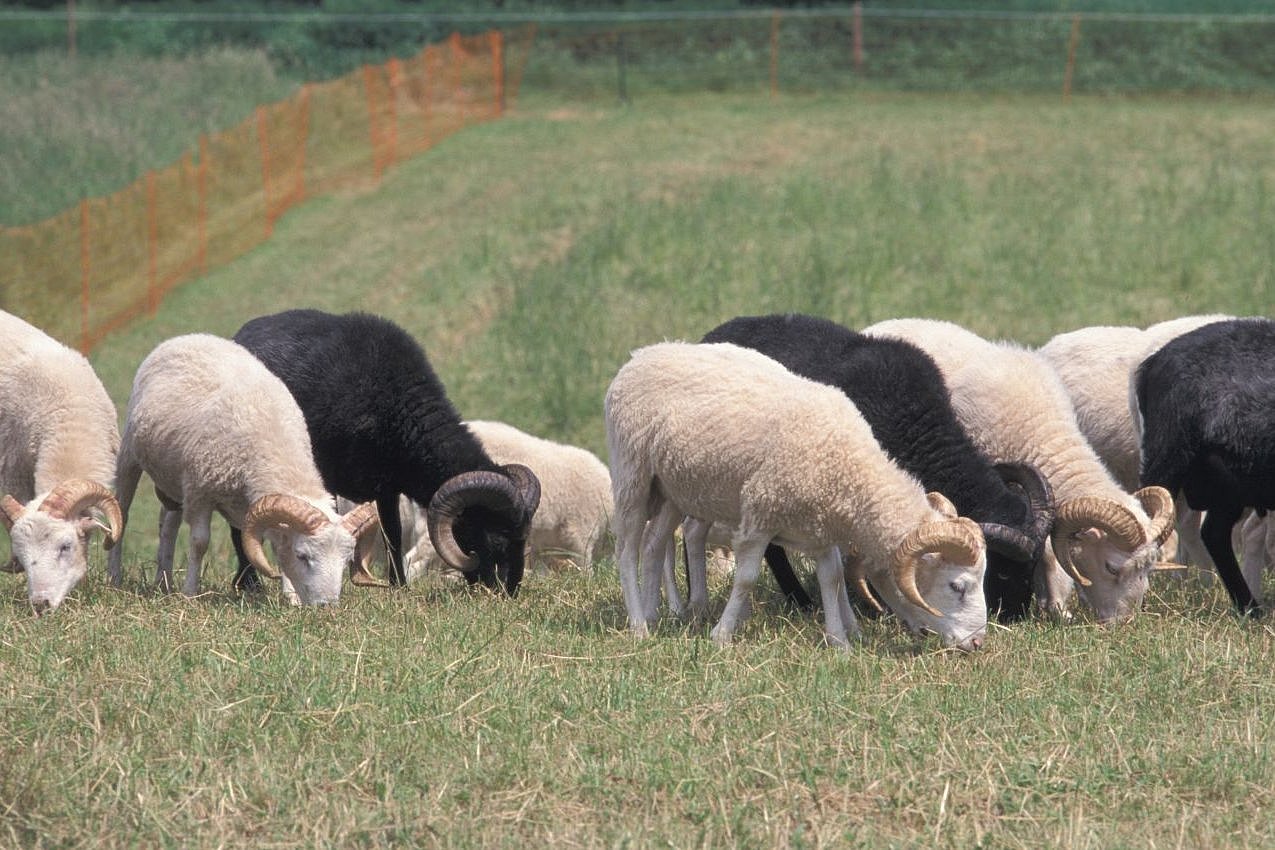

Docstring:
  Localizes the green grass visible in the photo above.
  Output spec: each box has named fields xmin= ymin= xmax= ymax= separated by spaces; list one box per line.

xmin=5 ymin=90 xmax=1275 ymax=847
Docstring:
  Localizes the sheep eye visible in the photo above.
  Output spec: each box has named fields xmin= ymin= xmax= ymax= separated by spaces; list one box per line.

xmin=949 ymin=581 xmax=967 ymax=599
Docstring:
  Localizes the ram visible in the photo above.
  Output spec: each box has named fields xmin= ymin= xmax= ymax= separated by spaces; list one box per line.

xmin=865 ymin=318 xmax=1175 ymax=622
xmin=1135 ymin=317 xmax=1275 ymax=615
xmin=605 ymin=341 xmax=989 ymax=651
xmin=105 ymin=334 xmax=383 ymax=605
xmin=701 ymin=313 xmax=1053 ymax=622
xmin=0 ymin=310 xmax=123 ymax=614
xmin=232 ymin=310 xmax=540 ymax=594
xmin=1039 ymin=315 xmax=1243 ymax=580
xmin=366 ymin=420 xmax=612 ymax=579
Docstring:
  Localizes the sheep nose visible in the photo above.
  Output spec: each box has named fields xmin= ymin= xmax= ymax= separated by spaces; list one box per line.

xmin=969 ymin=634 xmax=984 ymax=651
xmin=31 ymin=599 xmax=52 ymax=617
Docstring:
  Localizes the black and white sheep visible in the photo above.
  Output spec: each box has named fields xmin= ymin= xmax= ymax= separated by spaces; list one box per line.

xmin=1135 ymin=317 xmax=1275 ymax=615
xmin=0 ymin=310 xmax=123 ymax=614
xmin=605 ymin=341 xmax=989 ymax=651
xmin=701 ymin=313 xmax=1053 ymax=622
xmin=106 ymin=334 xmax=383 ymax=605
xmin=359 ymin=419 xmax=612 ymax=580
xmin=231 ymin=310 xmax=540 ymax=593
xmin=865 ymin=318 xmax=1176 ymax=623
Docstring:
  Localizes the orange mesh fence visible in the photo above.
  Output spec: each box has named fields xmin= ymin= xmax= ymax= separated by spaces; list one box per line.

xmin=1 ymin=27 xmax=525 ymax=353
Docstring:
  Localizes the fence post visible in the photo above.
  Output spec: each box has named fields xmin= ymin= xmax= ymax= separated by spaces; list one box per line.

xmin=146 ymin=170 xmax=158 ymax=314
xmin=491 ymin=29 xmax=505 ymax=117
xmin=770 ymin=11 xmax=781 ymax=98
xmin=79 ymin=199 xmax=89 ymax=354
xmin=1063 ymin=14 xmax=1082 ymax=101
xmin=852 ymin=2 xmax=864 ymax=71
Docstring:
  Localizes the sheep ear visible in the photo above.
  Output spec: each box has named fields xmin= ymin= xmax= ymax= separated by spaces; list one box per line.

xmin=1 ymin=495 xmax=25 ymax=531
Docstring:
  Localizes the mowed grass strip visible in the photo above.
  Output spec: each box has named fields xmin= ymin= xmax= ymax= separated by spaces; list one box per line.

xmin=4 ymin=90 xmax=1275 ymax=847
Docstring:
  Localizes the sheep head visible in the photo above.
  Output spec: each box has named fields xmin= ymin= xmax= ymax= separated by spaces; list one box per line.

xmin=241 ymin=494 xmax=383 ymax=606
xmin=1050 ymin=485 xmax=1175 ymax=623
xmin=1 ymin=479 xmax=123 ymax=615
xmin=425 ymin=463 xmax=541 ymax=595
xmin=874 ymin=493 xmax=989 ymax=652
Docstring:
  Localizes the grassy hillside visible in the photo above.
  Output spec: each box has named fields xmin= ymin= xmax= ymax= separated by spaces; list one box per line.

xmin=4 ymin=92 xmax=1275 ymax=847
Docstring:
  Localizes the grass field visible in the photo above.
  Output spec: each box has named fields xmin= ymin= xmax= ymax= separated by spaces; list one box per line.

xmin=4 ymin=87 xmax=1275 ymax=848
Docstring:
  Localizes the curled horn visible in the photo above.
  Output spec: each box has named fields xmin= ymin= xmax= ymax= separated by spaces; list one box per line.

xmin=426 ymin=470 xmax=524 ymax=572
xmin=501 ymin=463 xmax=542 ymax=525
xmin=994 ymin=461 xmax=1055 ymax=556
xmin=1 ymin=494 xmax=26 ymax=531
xmin=891 ymin=501 xmax=984 ymax=617
xmin=341 ymin=501 xmax=388 ymax=588
xmin=242 ymin=494 xmax=329 ymax=580
xmin=1135 ymin=486 xmax=1176 ymax=547
xmin=842 ymin=545 xmax=884 ymax=614
xmin=1050 ymin=496 xmax=1147 ymax=587
xmin=38 ymin=479 xmax=124 ymax=549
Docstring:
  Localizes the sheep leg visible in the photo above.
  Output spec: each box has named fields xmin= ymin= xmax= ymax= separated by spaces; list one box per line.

xmin=1237 ymin=512 xmax=1266 ymax=600
xmin=764 ymin=543 xmax=816 ymax=612
xmin=181 ymin=510 xmax=212 ymax=597
xmin=615 ymin=505 xmax=650 ymax=637
xmin=639 ymin=500 xmax=682 ymax=624
xmin=710 ymin=537 xmax=767 ymax=645
xmin=1032 ymin=539 xmax=1075 ymax=621
xmin=154 ymin=505 xmax=182 ymax=593
xmin=682 ymin=517 xmax=713 ymax=623
xmin=661 ymin=536 xmax=687 ymax=620
xmin=1200 ymin=505 xmax=1259 ymax=616
xmin=378 ymin=493 xmax=406 ymax=586
xmin=814 ymin=545 xmax=859 ymax=649
xmin=1174 ymin=504 xmax=1214 ymax=581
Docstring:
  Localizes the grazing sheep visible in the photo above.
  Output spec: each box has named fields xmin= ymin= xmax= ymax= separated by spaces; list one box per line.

xmin=105 ymin=334 xmax=383 ymax=605
xmin=232 ymin=310 xmax=540 ymax=594
xmin=1135 ymin=317 xmax=1275 ymax=615
xmin=605 ymin=341 xmax=989 ymax=651
xmin=360 ymin=420 xmax=612 ymax=579
xmin=0 ymin=310 xmax=123 ymax=614
xmin=1040 ymin=315 xmax=1239 ymax=579
xmin=865 ymin=318 xmax=1175 ymax=623
xmin=702 ymin=313 xmax=1053 ymax=622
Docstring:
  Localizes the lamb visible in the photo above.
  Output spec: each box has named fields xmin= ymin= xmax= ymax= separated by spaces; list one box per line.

xmin=864 ymin=318 xmax=1176 ymax=623
xmin=231 ymin=310 xmax=540 ymax=594
xmin=360 ymin=420 xmax=612 ymax=580
xmin=105 ymin=334 xmax=383 ymax=605
xmin=605 ymin=341 xmax=989 ymax=651
xmin=0 ymin=310 xmax=123 ymax=614
xmin=1135 ymin=317 xmax=1275 ymax=615
xmin=701 ymin=313 xmax=1054 ymax=622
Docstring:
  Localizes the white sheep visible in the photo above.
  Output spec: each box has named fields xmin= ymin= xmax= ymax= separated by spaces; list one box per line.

xmin=605 ymin=341 xmax=989 ymax=651
xmin=1039 ymin=315 xmax=1232 ymax=491
xmin=864 ymin=318 xmax=1176 ymax=622
xmin=0 ymin=310 xmax=123 ymax=614
xmin=105 ymin=334 xmax=382 ymax=605
xmin=359 ymin=419 xmax=613 ymax=582
xmin=1038 ymin=315 xmax=1248 ymax=586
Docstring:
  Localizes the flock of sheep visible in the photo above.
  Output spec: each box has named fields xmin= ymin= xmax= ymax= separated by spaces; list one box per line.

xmin=2 ymin=306 xmax=1272 ymax=654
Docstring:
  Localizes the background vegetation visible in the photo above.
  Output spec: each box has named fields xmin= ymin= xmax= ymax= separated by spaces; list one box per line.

xmin=3 ymin=12 xmax=1275 ymax=849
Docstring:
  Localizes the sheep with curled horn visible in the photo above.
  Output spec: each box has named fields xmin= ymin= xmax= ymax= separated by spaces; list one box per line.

xmin=106 ymin=334 xmax=382 ymax=605
xmin=231 ymin=310 xmax=540 ymax=594
xmin=700 ymin=313 xmax=1054 ymax=623
xmin=606 ymin=341 xmax=989 ymax=652
xmin=1135 ymin=317 xmax=1275 ymax=616
xmin=0 ymin=310 xmax=123 ymax=615
xmin=864 ymin=318 xmax=1176 ymax=624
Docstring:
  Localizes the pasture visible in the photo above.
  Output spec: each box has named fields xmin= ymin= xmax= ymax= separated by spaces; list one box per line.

xmin=4 ymin=87 xmax=1275 ymax=848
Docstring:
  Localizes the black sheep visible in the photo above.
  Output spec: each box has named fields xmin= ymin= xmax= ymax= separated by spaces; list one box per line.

xmin=230 ymin=309 xmax=540 ymax=593
xmin=701 ymin=313 xmax=1054 ymax=621
xmin=1136 ymin=316 xmax=1275 ymax=616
